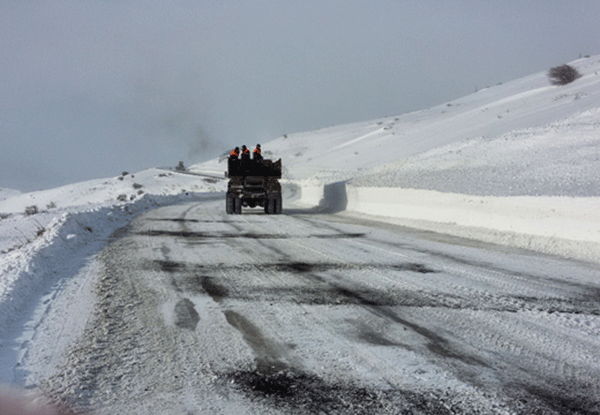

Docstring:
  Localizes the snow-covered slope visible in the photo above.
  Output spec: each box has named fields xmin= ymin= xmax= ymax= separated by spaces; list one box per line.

xmin=194 ymin=55 xmax=600 ymax=191
xmin=0 ymin=169 xmax=224 ymax=252
xmin=353 ymin=107 xmax=600 ymax=196
xmin=0 ymin=169 xmax=225 ymax=339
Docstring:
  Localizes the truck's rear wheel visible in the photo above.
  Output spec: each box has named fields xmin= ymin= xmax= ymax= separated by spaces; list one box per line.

xmin=226 ymin=194 xmax=234 ymax=214
xmin=265 ymin=196 xmax=279 ymax=214
xmin=274 ymin=195 xmax=282 ymax=214
xmin=233 ymin=197 xmax=242 ymax=214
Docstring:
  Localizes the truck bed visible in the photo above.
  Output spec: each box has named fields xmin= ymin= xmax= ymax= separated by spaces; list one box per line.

xmin=227 ymin=158 xmax=282 ymax=178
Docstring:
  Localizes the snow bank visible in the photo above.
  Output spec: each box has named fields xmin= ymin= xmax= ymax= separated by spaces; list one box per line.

xmin=0 ymin=186 xmax=222 ymax=338
xmin=298 ymin=183 xmax=600 ymax=263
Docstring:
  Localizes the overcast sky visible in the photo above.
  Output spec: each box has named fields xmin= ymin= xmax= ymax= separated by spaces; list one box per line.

xmin=1 ymin=1 xmax=599 ymax=191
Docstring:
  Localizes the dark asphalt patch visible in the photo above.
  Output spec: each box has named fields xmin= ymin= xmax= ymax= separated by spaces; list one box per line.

xmin=174 ymin=298 xmax=200 ymax=330
xmin=223 ymin=369 xmax=454 ymax=415
xmin=156 ymin=260 xmax=184 ymax=273
xmin=311 ymin=233 xmax=366 ymax=239
xmin=270 ymin=261 xmax=434 ymax=274
xmin=271 ymin=261 xmax=333 ymax=273
xmin=512 ymin=382 xmax=600 ymax=415
xmin=147 ymin=218 xmax=229 ymax=223
xmin=148 ymin=218 xmax=200 ymax=223
xmin=357 ymin=326 xmax=404 ymax=347
xmin=138 ymin=230 xmax=215 ymax=238
xmin=136 ymin=230 xmax=365 ymax=239
xmin=390 ymin=263 xmax=436 ymax=273
xmin=150 ymin=259 xmax=437 ymax=275
xmin=200 ymin=276 xmax=229 ymax=303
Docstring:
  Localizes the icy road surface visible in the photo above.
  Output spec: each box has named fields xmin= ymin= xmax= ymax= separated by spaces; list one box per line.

xmin=42 ymin=200 xmax=600 ymax=414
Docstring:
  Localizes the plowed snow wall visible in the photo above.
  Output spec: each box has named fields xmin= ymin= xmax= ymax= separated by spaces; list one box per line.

xmin=299 ymin=183 xmax=600 ymax=263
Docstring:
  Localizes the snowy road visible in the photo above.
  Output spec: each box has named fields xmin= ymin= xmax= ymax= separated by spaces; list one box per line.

xmin=43 ymin=199 xmax=600 ymax=414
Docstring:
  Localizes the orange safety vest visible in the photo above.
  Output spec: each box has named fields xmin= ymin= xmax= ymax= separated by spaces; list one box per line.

xmin=242 ymin=148 xmax=250 ymax=155
xmin=230 ymin=149 xmax=239 ymax=157
xmin=253 ymin=148 xmax=261 ymax=156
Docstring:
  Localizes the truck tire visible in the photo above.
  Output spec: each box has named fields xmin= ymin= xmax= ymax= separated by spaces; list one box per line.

xmin=274 ymin=195 xmax=282 ymax=214
xmin=264 ymin=197 xmax=275 ymax=214
xmin=233 ymin=197 xmax=242 ymax=214
xmin=226 ymin=194 xmax=234 ymax=214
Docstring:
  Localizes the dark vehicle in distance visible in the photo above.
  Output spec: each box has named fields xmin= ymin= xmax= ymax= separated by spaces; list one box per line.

xmin=226 ymin=158 xmax=282 ymax=214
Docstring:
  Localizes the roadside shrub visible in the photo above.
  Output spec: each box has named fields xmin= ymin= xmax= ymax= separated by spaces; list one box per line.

xmin=46 ymin=201 xmax=56 ymax=210
xmin=117 ymin=194 xmax=128 ymax=202
xmin=548 ymin=64 xmax=582 ymax=85
xmin=176 ymin=161 xmax=186 ymax=171
xmin=24 ymin=205 xmax=39 ymax=216
xmin=132 ymin=183 xmax=143 ymax=190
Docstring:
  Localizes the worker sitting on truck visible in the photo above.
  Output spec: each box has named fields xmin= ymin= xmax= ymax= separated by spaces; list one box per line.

xmin=241 ymin=145 xmax=251 ymax=161
xmin=253 ymin=144 xmax=263 ymax=161
xmin=229 ymin=147 xmax=240 ymax=160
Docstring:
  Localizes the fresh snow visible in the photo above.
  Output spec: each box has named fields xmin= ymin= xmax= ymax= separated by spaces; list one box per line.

xmin=1 ymin=55 xmax=600 ymax=410
xmin=0 ymin=169 xmax=224 ymax=337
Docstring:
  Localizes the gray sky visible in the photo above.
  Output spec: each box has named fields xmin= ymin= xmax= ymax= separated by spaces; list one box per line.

xmin=1 ymin=0 xmax=599 ymax=191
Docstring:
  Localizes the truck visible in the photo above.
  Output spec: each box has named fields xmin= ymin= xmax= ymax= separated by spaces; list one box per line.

xmin=225 ymin=157 xmax=283 ymax=214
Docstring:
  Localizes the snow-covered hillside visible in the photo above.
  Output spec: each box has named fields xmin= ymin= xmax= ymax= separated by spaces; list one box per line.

xmin=0 ymin=169 xmax=224 ymax=341
xmin=195 ymin=55 xmax=600 ymax=190
xmin=353 ymin=108 xmax=600 ymax=197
